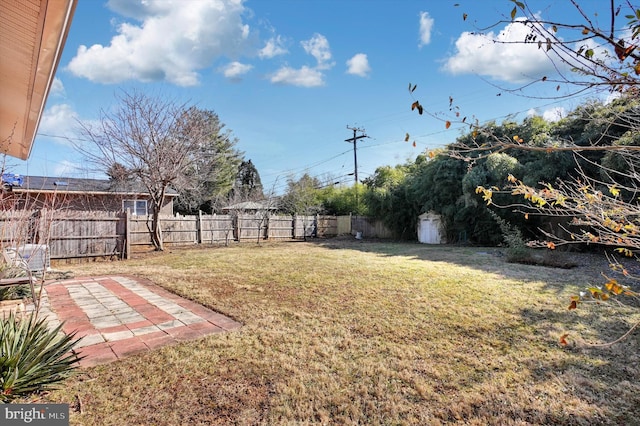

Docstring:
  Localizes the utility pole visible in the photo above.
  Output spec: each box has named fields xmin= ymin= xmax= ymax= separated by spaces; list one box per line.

xmin=345 ymin=125 xmax=367 ymax=213
xmin=345 ymin=125 xmax=367 ymax=184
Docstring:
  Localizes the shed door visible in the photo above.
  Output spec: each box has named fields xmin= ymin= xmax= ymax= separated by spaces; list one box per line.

xmin=419 ymin=218 xmax=440 ymax=244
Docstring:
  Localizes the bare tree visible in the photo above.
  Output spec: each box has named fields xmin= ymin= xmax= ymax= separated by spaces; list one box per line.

xmin=75 ymin=90 xmax=207 ymax=251
xmin=497 ymin=0 xmax=640 ymax=95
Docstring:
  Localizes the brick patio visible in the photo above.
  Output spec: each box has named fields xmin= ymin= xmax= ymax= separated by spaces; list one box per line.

xmin=38 ymin=275 xmax=241 ymax=368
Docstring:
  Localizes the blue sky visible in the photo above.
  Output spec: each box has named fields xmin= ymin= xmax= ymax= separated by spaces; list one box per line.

xmin=12 ymin=0 xmax=618 ymax=194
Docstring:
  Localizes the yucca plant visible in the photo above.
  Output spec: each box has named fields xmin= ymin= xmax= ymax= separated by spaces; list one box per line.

xmin=0 ymin=312 xmax=83 ymax=402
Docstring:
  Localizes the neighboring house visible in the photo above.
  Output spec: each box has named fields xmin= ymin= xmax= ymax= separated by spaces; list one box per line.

xmin=1 ymin=0 xmax=77 ymax=160
xmin=221 ymin=200 xmax=279 ymax=215
xmin=0 ymin=175 xmax=177 ymax=216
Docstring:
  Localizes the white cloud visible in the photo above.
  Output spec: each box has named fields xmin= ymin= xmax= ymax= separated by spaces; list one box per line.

xmin=604 ymin=91 xmax=622 ymax=104
xmin=443 ymin=19 xmax=563 ymax=84
xmin=270 ymin=66 xmax=324 ymax=87
xmin=301 ymin=34 xmax=333 ymax=69
xmin=38 ymin=104 xmax=78 ymax=144
xmin=68 ymin=0 xmax=250 ymax=86
xmin=50 ymin=78 xmax=65 ymax=97
xmin=542 ymin=107 xmax=566 ymax=122
xmin=268 ymin=34 xmax=334 ymax=87
xmin=418 ymin=11 xmax=434 ymax=47
xmin=346 ymin=53 xmax=371 ymax=77
xmin=527 ymin=106 xmax=566 ymax=122
xmin=259 ymin=35 xmax=288 ymax=59
xmin=220 ymin=61 xmax=253 ymax=79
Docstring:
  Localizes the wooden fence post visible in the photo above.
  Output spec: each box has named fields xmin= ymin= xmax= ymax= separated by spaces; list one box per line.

xmin=36 ymin=208 xmax=46 ymax=244
xmin=197 ymin=210 xmax=203 ymax=244
xmin=292 ymin=215 xmax=296 ymax=239
xmin=125 ymin=209 xmax=131 ymax=260
xmin=314 ymin=214 xmax=318 ymax=237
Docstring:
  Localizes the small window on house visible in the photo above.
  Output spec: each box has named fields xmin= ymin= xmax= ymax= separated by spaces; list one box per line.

xmin=123 ymin=199 xmax=148 ymax=216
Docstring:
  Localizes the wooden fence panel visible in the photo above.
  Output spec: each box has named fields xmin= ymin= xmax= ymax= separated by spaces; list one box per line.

xmin=317 ymin=215 xmax=337 ymax=237
xmin=293 ymin=216 xmax=315 ymax=239
xmin=268 ymin=215 xmax=293 ymax=239
xmin=337 ymin=215 xmax=351 ymax=235
xmin=46 ymin=210 xmax=124 ymax=259
xmin=129 ymin=216 xmax=153 ymax=246
xmin=351 ymin=215 xmax=395 ymax=239
xmin=160 ymin=215 xmax=197 ymax=245
xmin=0 ymin=210 xmax=35 ymax=246
xmin=199 ymin=214 xmax=234 ymax=244
xmin=237 ymin=215 xmax=266 ymax=241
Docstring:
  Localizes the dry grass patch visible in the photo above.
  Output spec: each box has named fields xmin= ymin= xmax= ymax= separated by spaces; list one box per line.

xmin=33 ymin=241 xmax=640 ymax=425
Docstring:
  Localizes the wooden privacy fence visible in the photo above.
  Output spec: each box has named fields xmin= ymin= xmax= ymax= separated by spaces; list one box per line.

xmin=350 ymin=215 xmax=396 ymax=239
xmin=0 ymin=210 xmax=125 ymax=261
xmin=0 ymin=210 xmax=393 ymax=262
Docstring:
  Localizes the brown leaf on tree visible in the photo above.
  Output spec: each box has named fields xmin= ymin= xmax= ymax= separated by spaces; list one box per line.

xmin=404 ymin=133 xmax=410 ymax=142
xmin=615 ymin=40 xmax=636 ymax=61
xmin=412 ymin=141 xmax=417 ymax=147
xmin=445 ymin=121 xmax=451 ymax=129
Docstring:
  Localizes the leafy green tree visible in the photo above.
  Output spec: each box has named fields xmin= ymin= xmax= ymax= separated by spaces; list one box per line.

xmin=318 ymin=184 xmax=369 ymax=216
xmin=280 ymin=173 xmax=323 ymax=239
xmin=363 ymin=163 xmax=416 ymax=238
xmin=281 ymin=173 xmax=322 ymax=215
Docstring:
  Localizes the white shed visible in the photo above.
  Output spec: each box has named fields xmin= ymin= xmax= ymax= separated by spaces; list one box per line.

xmin=417 ymin=212 xmax=444 ymax=244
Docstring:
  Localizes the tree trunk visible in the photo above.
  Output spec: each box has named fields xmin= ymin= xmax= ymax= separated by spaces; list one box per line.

xmin=150 ymin=204 xmax=164 ymax=251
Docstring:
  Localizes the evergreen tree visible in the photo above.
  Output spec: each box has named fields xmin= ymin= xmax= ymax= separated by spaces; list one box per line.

xmin=230 ymin=159 xmax=264 ymax=201
xmin=173 ymin=107 xmax=243 ymax=214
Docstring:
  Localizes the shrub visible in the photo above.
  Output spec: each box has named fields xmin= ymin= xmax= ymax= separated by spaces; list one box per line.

xmin=490 ymin=210 xmax=530 ymax=262
xmin=0 ymin=312 xmax=82 ymax=402
xmin=0 ymin=285 xmax=31 ymax=302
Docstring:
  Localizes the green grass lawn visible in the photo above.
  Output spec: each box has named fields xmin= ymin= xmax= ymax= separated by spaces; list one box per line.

xmin=35 ymin=240 xmax=640 ymax=424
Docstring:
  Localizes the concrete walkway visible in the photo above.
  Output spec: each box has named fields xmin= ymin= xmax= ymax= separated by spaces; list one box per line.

xmin=37 ymin=275 xmax=241 ymax=368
